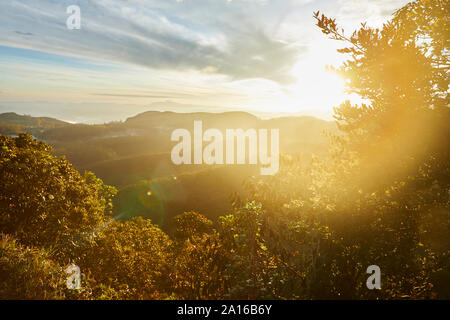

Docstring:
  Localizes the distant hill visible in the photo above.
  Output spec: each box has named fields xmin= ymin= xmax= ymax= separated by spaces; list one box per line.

xmin=0 ymin=112 xmax=69 ymax=136
xmin=123 ymin=111 xmax=336 ymax=137
xmin=0 ymin=112 xmax=68 ymax=128
xmin=125 ymin=111 xmax=260 ymax=130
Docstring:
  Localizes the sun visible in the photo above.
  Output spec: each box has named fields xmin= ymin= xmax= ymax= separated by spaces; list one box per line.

xmin=260 ymin=37 xmax=349 ymax=117
xmin=287 ymin=59 xmax=346 ymax=114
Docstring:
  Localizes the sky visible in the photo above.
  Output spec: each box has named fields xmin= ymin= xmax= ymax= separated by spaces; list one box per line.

xmin=0 ymin=0 xmax=410 ymax=123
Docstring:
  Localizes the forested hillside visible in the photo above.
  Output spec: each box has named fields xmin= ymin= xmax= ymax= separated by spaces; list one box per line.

xmin=0 ymin=111 xmax=336 ymax=230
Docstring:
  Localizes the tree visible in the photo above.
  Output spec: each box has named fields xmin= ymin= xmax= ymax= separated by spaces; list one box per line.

xmin=173 ymin=211 xmax=213 ymax=241
xmin=0 ymin=134 xmax=116 ymax=259
xmin=313 ymin=0 xmax=449 ymax=186
xmin=76 ymin=217 xmax=172 ymax=299
xmin=170 ymin=212 xmax=226 ymax=299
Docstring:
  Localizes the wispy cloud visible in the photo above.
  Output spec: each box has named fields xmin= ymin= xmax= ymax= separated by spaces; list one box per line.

xmin=14 ymin=31 xmax=34 ymax=36
xmin=0 ymin=0 xmax=312 ymax=84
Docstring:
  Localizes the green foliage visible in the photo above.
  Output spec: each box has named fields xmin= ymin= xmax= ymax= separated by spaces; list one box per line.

xmin=173 ymin=211 xmax=213 ymax=241
xmin=75 ymin=217 xmax=172 ymax=299
xmin=169 ymin=212 xmax=227 ymax=299
xmin=218 ymin=202 xmax=279 ymax=299
xmin=0 ymin=234 xmax=65 ymax=299
xmin=0 ymin=134 xmax=116 ymax=253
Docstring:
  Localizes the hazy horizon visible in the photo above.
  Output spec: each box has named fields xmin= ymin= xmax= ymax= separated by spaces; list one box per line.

xmin=0 ymin=102 xmax=338 ymax=124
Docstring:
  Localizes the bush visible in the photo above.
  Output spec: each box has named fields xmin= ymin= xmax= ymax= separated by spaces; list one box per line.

xmin=0 ymin=234 xmax=65 ymax=299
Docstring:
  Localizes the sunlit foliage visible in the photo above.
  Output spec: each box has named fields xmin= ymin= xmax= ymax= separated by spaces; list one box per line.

xmin=0 ymin=234 xmax=65 ymax=299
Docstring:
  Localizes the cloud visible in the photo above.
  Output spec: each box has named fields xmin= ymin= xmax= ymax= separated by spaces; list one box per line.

xmin=90 ymin=92 xmax=194 ymax=99
xmin=337 ymin=0 xmax=410 ymax=24
xmin=0 ymin=0 xmax=307 ymax=84
xmin=14 ymin=31 xmax=34 ymax=36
